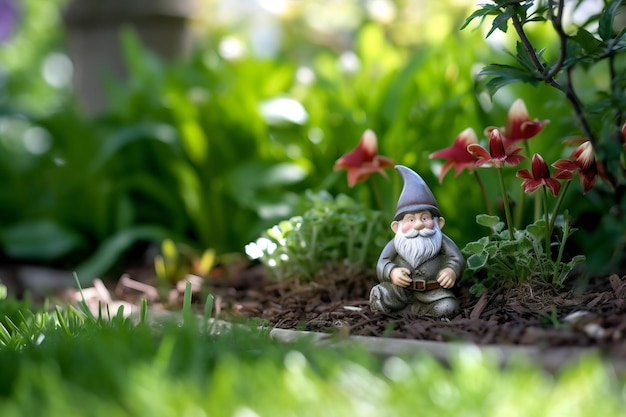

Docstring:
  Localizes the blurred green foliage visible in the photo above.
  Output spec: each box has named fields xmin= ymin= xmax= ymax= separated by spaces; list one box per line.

xmin=0 ymin=0 xmax=621 ymax=283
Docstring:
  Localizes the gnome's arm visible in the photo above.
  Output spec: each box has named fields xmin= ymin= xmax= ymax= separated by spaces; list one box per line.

xmin=440 ymin=235 xmax=466 ymax=278
xmin=376 ymin=239 xmax=399 ymax=283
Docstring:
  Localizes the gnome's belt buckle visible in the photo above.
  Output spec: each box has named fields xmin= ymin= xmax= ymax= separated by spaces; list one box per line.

xmin=410 ymin=279 xmax=441 ymax=291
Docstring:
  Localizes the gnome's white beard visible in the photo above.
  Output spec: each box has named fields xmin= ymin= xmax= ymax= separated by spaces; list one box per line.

xmin=394 ymin=221 xmax=443 ymax=269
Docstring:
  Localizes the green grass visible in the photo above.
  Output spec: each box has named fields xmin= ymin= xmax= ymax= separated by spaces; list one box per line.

xmin=0 ymin=287 xmax=624 ymax=416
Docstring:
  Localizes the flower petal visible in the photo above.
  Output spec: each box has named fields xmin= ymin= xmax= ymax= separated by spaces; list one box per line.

xmin=544 ymin=178 xmax=561 ymax=196
xmin=520 ymin=178 xmax=543 ymax=193
xmin=516 ymin=168 xmax=533 ymax=180
xmin=467 ymin=143 xmax=491 ymax=161
xmin=505 ymin=99 xmax=529 ymax=140
xmin=530 ymin=153 xmax=549 ymax=179
xmin=429 ymin=128 xmax=479 ymax=182
xmin=572 ymin=141 xmax=595 ymax=171
xmin=360 ymin=129 xmax=379 ymax=160
xmin=488 ymin=129 xmax=506 ymax=160
xmin=335 ymin=129 xmax=395 ymax=187
xmin=503 ymin=99 xmax=548 ymax=147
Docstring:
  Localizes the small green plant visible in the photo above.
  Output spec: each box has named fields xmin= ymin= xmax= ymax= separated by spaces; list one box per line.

xmin=462 ymin=212 xmax=584 ymax=295
xmin=246 ymin=190 xmax=389 ymax=282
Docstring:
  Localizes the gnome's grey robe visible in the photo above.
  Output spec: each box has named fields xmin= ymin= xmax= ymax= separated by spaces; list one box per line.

xmin=370 ymin=234 xmax=465 ymax=316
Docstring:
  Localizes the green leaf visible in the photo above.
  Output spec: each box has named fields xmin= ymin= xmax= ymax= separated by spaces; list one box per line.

xmin=571 ymin=28 xmax=604 ymax=55
xmin=488 ymin=10 xmax=512 ymax=37
xmin=598 ymin=0 xmax=622 ymax=41
xmin=514 ymin=41 xmax=545 ymax=72
xmin=480 ymin=64 xmax=542 ymax=96
xmin=467 ymin=252 xmax=489 ymax=270
xmin=463 ymin=240 xmax=487 ymax=254
xmin=460 ymin=4 xmax=502 ymax=30
xmin=92 ymin=122 xmax=181 ymax=171
xmin=526 ymin=221 xmax=547 ymax=241
xmin=227 ymin=161 xmax=308 ymax=208
xmin=469 ymin=283 xmax=486 ymax=296
xmin=2 ymin=220 xmax=84 ymax=260
xmin=476 ymin=214 xmax=502 ymax=227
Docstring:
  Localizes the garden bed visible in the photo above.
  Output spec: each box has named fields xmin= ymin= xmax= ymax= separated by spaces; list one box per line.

xmin=5 ymin=259 xmax=626 ymax=366
xmin=212 ymin=262 xmax=626 ymax=357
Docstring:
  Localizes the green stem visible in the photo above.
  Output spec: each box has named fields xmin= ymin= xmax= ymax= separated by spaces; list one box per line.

xmin=509 ymin=5 xmax=598 ymax=148
xmin=369 ymin=177 xmax=385 ymax=212
xmin=534 ymin=190 xmax=542 ymax=222
xmin=473 ymin=170 xmax=493 ymax=215
xmin=515 ymin=185 xmax=525 ymax=230
xmin=542 ymin=186 xmax=550 ymax=256
xmin=548 ymin=180 xmax=571 ymax=238
xmin=515 ymin=141 xmax=532 ymax=229
xmin=496 ymin=167 xmax=515 ymax=240
xmin=552 ymin=210 xmax=570 ymax=285
xmin=358 ymin=220 xmax=375 ymax=264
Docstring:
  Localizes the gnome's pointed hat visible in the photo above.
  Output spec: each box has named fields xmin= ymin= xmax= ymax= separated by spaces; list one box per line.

xmin=394 ymin=165 xmax=440 ymax=220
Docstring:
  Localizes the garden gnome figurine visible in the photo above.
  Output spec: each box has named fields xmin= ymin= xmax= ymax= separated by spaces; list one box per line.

xmin=369 ymin=165 xmax=465 ymax=318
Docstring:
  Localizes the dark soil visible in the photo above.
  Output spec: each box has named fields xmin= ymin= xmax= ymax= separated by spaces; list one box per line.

xmin=198 ymin=260 xmax=626 ymax=358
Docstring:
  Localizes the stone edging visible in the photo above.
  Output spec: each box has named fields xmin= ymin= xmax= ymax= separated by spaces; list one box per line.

xmin=269 ymin=327 xmax=626 ymax=374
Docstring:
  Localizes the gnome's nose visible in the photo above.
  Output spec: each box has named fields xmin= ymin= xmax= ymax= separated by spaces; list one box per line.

xmin=413 ymin=221 xmax=424 ymax=231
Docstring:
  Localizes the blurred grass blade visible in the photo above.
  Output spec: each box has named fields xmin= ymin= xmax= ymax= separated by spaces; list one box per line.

xmin=183 ymin=280 xmax=193 ymax=325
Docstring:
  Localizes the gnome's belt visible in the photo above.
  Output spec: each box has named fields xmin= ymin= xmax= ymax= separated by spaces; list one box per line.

xmin=409 ymin=279 xmax=441 ymax=291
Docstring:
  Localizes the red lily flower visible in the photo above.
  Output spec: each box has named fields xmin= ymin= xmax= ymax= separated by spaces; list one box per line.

xmin=553 ymin=140 xmax=597 ymax=194
xmin=467 ymin=129 xmax=526 ymax=168
xmin=333 ymin=129 xmax=395 ymax=187
xmin=485 ymin=99 xmax=549 ymax=149
xmin=517 ymin=153 xmax=573 ymax=196
xmin=429 ymin=128 xmax=479 ymax=183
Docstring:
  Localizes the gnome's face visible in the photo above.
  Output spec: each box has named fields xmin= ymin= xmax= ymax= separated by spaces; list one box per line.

xmin=392 ymin=211 xmax=445 ymax=268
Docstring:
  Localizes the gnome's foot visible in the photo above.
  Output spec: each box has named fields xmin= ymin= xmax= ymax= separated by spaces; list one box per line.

xmin=369 ymin=292 xmax=384 ymax=313
xmin=409 ymin=297 xmax=459 ymax=318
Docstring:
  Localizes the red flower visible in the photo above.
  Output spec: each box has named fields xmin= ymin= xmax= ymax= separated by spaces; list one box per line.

xmin=467 ymin=129 xmax=526 ymax=168
xmin=333 ymin=129 xmax=395 ymax=187
xmin=486 ymin=99 xmax=549 ymax=149
xmin=429 ymin=128 xmax=479 ymax=183
xmin=517 ymin=153 xmax=572 ymax=196
xmin=553 ymin=140 xmax=597 ymax=194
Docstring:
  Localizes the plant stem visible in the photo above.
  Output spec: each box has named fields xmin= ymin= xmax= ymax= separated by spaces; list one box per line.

xmin=473 ymin=169 xmax=493 ymax=215
xmin=552 ymin=210 xmax=570 ymax=285
xmin=545 ymin=0 xmax=567 ymax=81
xmin=548 ymin=179 xmax=570 ymax=237
xmin=496 ymin=167 xmax=515 ymax=240
xmin=369 ymin=177 xmax=385 ymax=212
xmin=358 ymin=219 xmax=375 ymax=264
xmin=542 ymin=186 xmax=550 ymax=256
xmin=515 ymin=141 xmax=533 ymax=229
xmin=508 ymin=4 xmax=598 ymax=148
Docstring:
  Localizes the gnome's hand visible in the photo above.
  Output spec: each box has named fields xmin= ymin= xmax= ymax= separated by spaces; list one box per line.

xmin=390 ymin=267 xmax=412 ymax=287
xmin=436 ymin=267 xmax=457 ymax=289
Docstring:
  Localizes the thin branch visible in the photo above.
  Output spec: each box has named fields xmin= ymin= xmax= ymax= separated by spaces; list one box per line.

xmin=507 ymin=3 xmax=598 ymax=148
xmin=563 ymin=66 xmax=598 ymax=148
xmin=545 ymin=0 xmax=567 ymax=80
xmin=509 ymin=10 xmax=555 ymax=86
xmin=608 ymin=53 xmax=623 ymax=134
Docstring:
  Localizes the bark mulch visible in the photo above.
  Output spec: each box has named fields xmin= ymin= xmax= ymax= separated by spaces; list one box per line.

xmin=200 ymin=260 xmax=626 ymax=358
